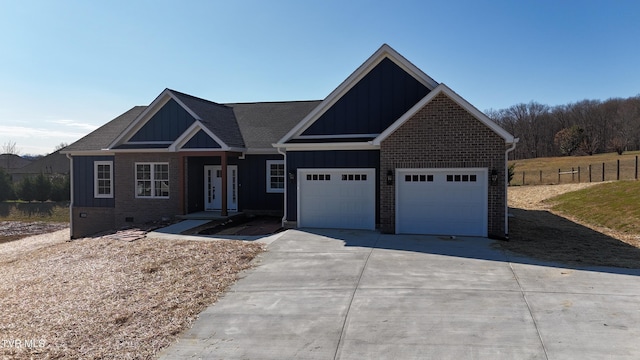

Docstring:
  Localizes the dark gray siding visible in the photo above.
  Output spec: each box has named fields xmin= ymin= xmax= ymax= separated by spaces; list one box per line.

xmin=286 ymin=150 xmax=380 ymax=223
xmin=130 ymin=99 xmax=196 ymax=142
xmin=73 ymin=156 xmax=115 ymax=207
xmin=183 ymin=129 xmax=222 ymax=149
xmin=301 ymin=58 xmax=429 ymax=136
xmin=238 ymin=154 xmax=284 ymax=213
xmin=186 ymin=154 xmax=284 ymax=214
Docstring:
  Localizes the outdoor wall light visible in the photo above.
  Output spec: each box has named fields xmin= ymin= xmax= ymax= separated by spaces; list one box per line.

xmin=491 ymin=169 xmax=499 ymax=185
xmin=386 ymin=170 xmax=394 ymax=185
xmin=288 ymin=171 xmax=295 ymax=181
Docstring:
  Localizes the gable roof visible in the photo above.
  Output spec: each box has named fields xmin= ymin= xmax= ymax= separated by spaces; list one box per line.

xmin=62 ymin=106 xmax=147 ymax=153
xmin=276 ymin=44 xmax=439 ymax=145
xmin=12 ymin=150 xmax=69 ymax=175
xmin=373 ymin=83 xmax=517 ymax=145
xmin=63 ymin=93 xmax=319 ymax=154
xmin=107 ymin=89 xmax=244 ymax=151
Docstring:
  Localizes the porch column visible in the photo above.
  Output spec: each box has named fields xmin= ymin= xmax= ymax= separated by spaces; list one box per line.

xmin=220 ymin=152 xmax=228 ymax=216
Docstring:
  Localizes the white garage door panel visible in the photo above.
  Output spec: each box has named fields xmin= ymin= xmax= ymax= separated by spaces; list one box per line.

xmin=396 ymin=168 xmax=487 ymax=236
xmin=298 ymin=169 xmax=375 ymax=230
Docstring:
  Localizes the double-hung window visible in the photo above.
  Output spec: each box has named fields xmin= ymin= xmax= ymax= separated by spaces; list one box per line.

xmin=266 ymin=160 xmax=285 ymax=193
xmin=136 ymin=163 xmax=169 ymax=198
xmin=94 ymin=161 xmax=113 ymax=198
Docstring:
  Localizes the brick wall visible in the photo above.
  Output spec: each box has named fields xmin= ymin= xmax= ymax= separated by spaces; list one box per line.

xmin=380 ymin=93 xmax=507 ymax=238
xmin=114 ymin=153 xmax=182 ymax=229
xmin=71 ymin=207 xmax=115 ymax=238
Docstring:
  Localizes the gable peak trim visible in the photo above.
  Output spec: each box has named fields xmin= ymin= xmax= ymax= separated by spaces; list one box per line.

xmin=276 ymin=44 xmax=440 ymax=145
xmin=107 ymin=88 xmax=204 ymax=149
xmin=373 ymin=84 xmax=516 ymax=145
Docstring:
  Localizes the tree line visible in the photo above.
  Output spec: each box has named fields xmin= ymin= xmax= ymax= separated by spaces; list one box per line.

xmin=487 ymin=95 xmax=640 ymax=160
xmin=0 ymin=169 xmax=70 ymax=202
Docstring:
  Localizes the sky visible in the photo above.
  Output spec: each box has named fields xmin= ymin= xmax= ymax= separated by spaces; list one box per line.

xmin=0 ymin=0 xmax=639 ymax=155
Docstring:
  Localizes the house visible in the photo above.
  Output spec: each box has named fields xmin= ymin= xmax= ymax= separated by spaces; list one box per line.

xmin=10 ymin=150 xmax=70 ymax=183
xmin=62 ymin=44 xmax=517 ymax=239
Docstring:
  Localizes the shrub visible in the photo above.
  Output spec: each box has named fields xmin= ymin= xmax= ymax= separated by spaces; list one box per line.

xmin=0 ymin=168 xmax=14 ymax=201
xmin=17 ymin=176 xmax=35 ymax=201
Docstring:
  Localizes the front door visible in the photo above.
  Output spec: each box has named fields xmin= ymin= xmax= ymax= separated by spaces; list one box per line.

xmin=204 ymin=165 xmax=238 ymax=211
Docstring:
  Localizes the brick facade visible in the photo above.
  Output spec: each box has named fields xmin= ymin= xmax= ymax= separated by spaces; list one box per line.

xmin=380 ymin=93 xmax=507 ymax=238
xmin=113 ymin=153 xmax=182 ymax=229
xmin=71 ymin=207 xmax=115 ymax=238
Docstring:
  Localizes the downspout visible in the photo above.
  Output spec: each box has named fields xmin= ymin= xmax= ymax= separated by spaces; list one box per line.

xmin=66 ymin=153 xmax=74 ymax=239
xmin=276 ymin=146 xmax=287 ymax=228
xmin=504 ymin=139 xmax=518 ymax=239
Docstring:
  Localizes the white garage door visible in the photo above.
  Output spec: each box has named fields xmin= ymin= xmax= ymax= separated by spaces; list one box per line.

xmin=298 ymin=168 xmax=375 ymax=230
xmin=396 ymin=168 xmax=487 ymax=236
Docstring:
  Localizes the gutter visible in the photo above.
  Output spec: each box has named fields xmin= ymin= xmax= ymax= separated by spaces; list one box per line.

xmin=66 ymin=153 xmax=74 ymax=240
xmin=276 ymin=146 xmax=288 ymax=228
xmin=504 ymin=138 xmax=519 ymax=239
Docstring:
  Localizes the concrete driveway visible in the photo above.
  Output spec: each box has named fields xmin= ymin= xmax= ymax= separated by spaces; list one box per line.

xmin=159 ymin=229 xmax=640 ymax=359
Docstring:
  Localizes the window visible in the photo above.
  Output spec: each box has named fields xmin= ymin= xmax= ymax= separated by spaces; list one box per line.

xmin=136 ymin=163 xmax=169 ymax=198
xmin=94 ymin=161 xmax=113 ymax=198
xmin=446 ymin=174 xmax=477 ymax=182
xmin=404 ymin=174 xmax=433 ymax=182
xmin=306 ymin=174 xmax=331 ymax=181
xmin=341 ymin=174 xmax=367 ymax=181
xmin=266 ymin=160 xmax=285 ymax=193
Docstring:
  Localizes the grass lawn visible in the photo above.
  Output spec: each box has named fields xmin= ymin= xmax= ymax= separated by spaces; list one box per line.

xmin=0 ymin=201 xmax=69 ymax=223
xmin=548 ymin=180 xmax=640 ymax=235
xmin=510 ymin=150 xmax=640 ymax=185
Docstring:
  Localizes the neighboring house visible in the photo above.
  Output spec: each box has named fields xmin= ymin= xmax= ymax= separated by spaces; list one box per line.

xmin=62 ymin=44 xmax=517 ymax=239
xmin=0 ymin=154 xmax=32 ymax=178
xmin=10 ymin=150 xmax=70 ymax=183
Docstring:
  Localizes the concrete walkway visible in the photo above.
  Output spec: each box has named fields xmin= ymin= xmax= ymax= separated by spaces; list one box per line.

xmin=158 ymin=229 xmax=640 ymax=359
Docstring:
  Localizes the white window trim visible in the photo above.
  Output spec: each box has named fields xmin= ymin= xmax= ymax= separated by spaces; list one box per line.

xmin=266 ymin=160 xmax=285 ymax=193
xmin=94 ymin=161 xmax=113 ymax=199
xmin=135 ymin=162 xmax=170 ymax=199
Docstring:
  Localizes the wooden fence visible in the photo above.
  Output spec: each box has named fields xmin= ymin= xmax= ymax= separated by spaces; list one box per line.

xmin=512 ymin=156 xmax=639 ymax=186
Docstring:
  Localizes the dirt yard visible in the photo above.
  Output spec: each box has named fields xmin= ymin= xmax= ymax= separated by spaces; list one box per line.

xmin=504 ymin=183 xmax=640 ymax=268
xmin=0 ymin=229 xmax=264 ymax=359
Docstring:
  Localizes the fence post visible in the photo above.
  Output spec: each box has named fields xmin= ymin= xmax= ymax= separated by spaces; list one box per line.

xmin=558 ymin=168 xmax=561 ymax=184
xmin=522 ymin=171 xmax=525 ymax=185
xmin=636 ymin=156 xmax=638 ymax=180
xmin=572 ymin=167 xmax=575 ymax=182
xmin=578 ymin=166 xmax=581 ymax=183
xmin=589 ymin=164 xmax=592 ymax=182
xmin=539 ymin=170 xmax=542 ymax=184
xmin=602 ymin=163 xmax=605 ymax=182
xmin=617 ymin=159 xmax=620 ymax=180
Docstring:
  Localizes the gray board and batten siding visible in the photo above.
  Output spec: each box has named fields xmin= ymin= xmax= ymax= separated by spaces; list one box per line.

xmin=300 ymin=58 xmax=430 ymax=137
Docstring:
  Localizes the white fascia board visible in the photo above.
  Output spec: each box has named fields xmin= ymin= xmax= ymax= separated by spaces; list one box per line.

xmin=244 ymin=148 xmax=280 ymax=155
xmin=276 ymin=44 xmax=440 ymax=145
xmin=373 ymin=84 xmax=516 ymax=145
xmin=107 ymin=89 xmax=203 ymax=150
xmin=169 ymin=121 xmax=231 ymax=151
xmin=62 ymin=150 xmax=116 ymax=156
xmin=109 ymin=148 xmax=171 ymax=153
xmin=273 ymin=142 xmax=379 ymax=151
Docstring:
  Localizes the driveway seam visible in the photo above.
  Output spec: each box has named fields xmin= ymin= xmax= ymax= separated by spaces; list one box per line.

xmin=332 ymin=232 xmax=380 ymax=360
xmin=508 ymin=262 xmax=550 ymax=360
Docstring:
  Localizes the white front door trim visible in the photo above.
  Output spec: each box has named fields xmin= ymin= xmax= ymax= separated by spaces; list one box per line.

xmin=204 ymin=165 xmax=238 ymax=211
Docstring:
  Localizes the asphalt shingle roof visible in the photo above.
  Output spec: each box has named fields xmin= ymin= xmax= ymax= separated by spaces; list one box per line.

xmin=63 ymin=91 xmax=320 ymax=153
xmin=63 ymin=106 xmax=147 ymax=153
xmin=226 ymin=100 xmax=321 ymax=149
xmin=169 ymin=90 xmax=246 ymax=148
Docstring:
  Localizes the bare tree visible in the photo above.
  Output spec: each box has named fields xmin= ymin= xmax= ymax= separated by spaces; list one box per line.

xmin=1 ymin=141 xmax=19 ymax=155
xmin=54 ymin=142 xmax=69 ymax=152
